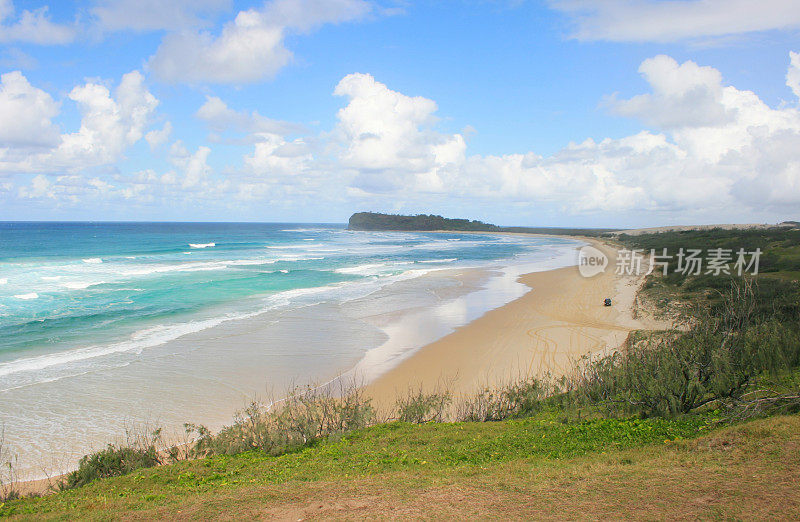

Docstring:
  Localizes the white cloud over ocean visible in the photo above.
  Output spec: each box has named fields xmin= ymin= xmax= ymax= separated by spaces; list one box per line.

xmin=148 ymin=0 xmax=372 ymax=84
xmin=3 ymin=52 xmax=800 ymax=223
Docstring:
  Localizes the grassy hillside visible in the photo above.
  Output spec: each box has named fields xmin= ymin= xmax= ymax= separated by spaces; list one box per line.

xmin=2 ymin=413 xmax=799 ymax=519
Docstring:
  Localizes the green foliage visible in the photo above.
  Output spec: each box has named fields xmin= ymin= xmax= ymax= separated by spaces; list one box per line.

xmin=193 ymin=384 xmax=374 ymax=457
xmin=347 ymin=211 xmax=618 ymax=236
xmin=618 ymin=226 xmax=800 ymax=282
xmin=458 ymin=378 xmax=551 ymax=421
xmin=61 ymin=443 xmax=161 ymax=490
xmin=567 ymin=280 xmax=800 ymax=417
xmin=394 ymin=388 xmax=452 ymax=423
xmin=1 ymin=412 xmax=719 ymax=518
xmin=348 ymin=212 xmax=499 ymax=232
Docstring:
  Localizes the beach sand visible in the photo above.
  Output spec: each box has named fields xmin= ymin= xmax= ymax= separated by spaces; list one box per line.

xmin=364 ymin=239 xmax=661 ymax=413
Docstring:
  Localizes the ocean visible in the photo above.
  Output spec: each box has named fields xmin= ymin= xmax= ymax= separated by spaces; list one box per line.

xmin=0 ymin=222 xmax=582 ymax=478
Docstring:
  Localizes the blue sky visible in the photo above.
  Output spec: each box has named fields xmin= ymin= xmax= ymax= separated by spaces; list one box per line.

xmin=1 ymin=0 xmax=799 ymax=226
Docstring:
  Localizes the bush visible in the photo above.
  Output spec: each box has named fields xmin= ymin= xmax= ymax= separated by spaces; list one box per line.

xmin=61 ymin=444 xmax=161 ymax=490
xmin=194 ymin=381 xmax=375 ymax=457
xmin=395 ymin=388 xmax=452 ymax=423
xmin=457 ymin=377 xmax=550 ymax=422
xmin=566 ymin=280 xmax=800 ymax=417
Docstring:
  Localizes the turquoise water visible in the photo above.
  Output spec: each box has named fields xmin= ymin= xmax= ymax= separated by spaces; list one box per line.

xmin=0 ymin=222 xmax=576 ymax=386
xmin=0 ymin=222 xmax=582 ymax=478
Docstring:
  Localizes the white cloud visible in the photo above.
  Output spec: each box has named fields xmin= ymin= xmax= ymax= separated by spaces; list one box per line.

xmin=550 ymin=0 xmax=800 ymax=43
xmin=788 ymin=51 xmax=800 ymax=100
xmin=333 ymin=72 xmax=466 ymax=192
xmin=605 ymin=55 xmax=735 ymax=129
xmin=0 ymin=70 xmax=158 ymax=173
xmin=18 ymin=173 xmax=51 ymax=198
xmin=196 ymin=95 xmax=303 ymax=135
xmin=53 ymin=70 xmax=158 ymax=168
xmin=244 ymin=134 xmax=312 ymax=177
xmin=148 ymin=0 xmax=371 ymax=84
xmin=333 ymin=54 xmax=800 ymax=213
xmin=0 ymin=0 xmax=75 ymax=44
xmin=145 ymin=121 xmax=172 ymax=150
xmin=9 ymin=52 xmax=800 ymax=223
xmin=0 ymin=70 xmax=60 ymax=147
xmin=91 ymin=0 xmax=231 ymax=32
xmin=169 ymin=141 xmax=213 ymax=189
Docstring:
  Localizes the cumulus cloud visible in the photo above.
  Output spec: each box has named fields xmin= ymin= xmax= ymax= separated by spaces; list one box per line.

xmin=550 ymin=0 xmax=800 ymax=43
xmin=91 ymin=0 xmax=231 ymax=32
xmin=788 ymin=51 xmax=800 ymax=100
xmin=333 ymin=72 xmax=466 ymax=192
xmin=0 ymin=0 xmax=75 ymax=44
xmin=0 ymin=70 xmax=158 ymax=173
xmin=196 ymin=95 xmax=304 ymax=136
xmin=0 ymin=70 xmax=61 ymax=148
xmin=332 ymin=54 xmax=800 ymax=214
xmin=145 ymin=121 xmax=172 ymax=150
xmin=52 ymin=70 xmax=158 ymax=168
xmin=244 ymin=134 xmax=312 ymax=177
xmin=605 ymin=55 xmax=736 ymax=129
xmin=10 ymin=52 xmax=800 ymax=223
xmin=148 ymin=0 xmax=371 ymax=84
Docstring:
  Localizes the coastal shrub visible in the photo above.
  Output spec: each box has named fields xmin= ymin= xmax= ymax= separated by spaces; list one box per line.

xmin=567 ymin=280 xmax=800 ymax=417
xmin=194 ymin=382 xmax=375 ymax=457
xmin=61 ymin=444 xmax=161 ymax=490
xmin=457 ymin=377 xmax=550 ymax=422
xmin=59 ymin=428 xmax=164 ymax=490
xmin=395 ymin=387 xmax=452 ymax=423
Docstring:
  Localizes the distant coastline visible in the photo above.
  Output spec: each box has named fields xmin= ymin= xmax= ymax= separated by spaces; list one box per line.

xmin=347 ymin=212 xmax=619 ymax=236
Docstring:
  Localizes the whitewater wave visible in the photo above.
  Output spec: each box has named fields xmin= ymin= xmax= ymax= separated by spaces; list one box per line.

xmin=189 ymin=243 xmax=215 ymax=249
xmin=14 ymin=293 xmax=38 ymax=300
xmin=0 ymin=263 xmax=460 ymax=381
xmin=0 ymin=278 xmax=6 ymax=285
xmin=335 ymin=263 xmax=387 ymax=275
xmin=62 ymin=281 xmax=98 ymax=290
xmin=418 ymin=258 xmax=458 ymax=264
xmin=82 ymin=258 xmax=102 ymax=264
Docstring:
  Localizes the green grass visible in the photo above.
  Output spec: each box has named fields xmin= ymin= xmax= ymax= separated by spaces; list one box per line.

xmin=4 ymin=413 xmax=800 ymax=520
xmin=2 ymin=413 xmax=718 ymax=518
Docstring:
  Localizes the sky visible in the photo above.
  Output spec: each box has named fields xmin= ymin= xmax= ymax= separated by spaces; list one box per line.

xmin=0 ymin=0 xmax=799 ymax=227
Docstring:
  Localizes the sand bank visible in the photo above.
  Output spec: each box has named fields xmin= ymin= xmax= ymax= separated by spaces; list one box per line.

xmin=365 ymin=239 xmax=661 ymax=412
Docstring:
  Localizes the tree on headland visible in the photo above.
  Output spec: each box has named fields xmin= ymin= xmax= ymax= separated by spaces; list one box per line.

xmin=348 ymin=212 xmax=499 ymax=232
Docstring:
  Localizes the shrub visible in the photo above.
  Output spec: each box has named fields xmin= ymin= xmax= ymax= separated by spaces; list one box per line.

xmin=194 ymin=381 xmax=375 ymax=457
xmin=566 ymin=280 xmax=800 ymax=417
xmin=59 ymin=428 xmax=164 ymax=490
xmin=61 ymin=444 xmax=161 ymax=490
xmin=457 ymin=377 xmax=550 ymax=422
xmin=395 ymin=388 xmax=452 ymax=423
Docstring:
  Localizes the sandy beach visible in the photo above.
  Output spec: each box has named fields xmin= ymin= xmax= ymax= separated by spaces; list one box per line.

xmin=365 ymin=239 xmax=659 ymax=412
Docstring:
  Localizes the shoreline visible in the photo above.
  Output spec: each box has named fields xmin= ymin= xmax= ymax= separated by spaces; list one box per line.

xmin=10 ymin=234 xmax=581 ymax=491
xmin=364 ymin=237 xmax=660 ymax=413
xmin=14 ymin=234 xmax=638 ymax=494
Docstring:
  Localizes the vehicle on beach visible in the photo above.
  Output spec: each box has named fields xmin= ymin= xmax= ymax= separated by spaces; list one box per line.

xmin=604 ymin=298 xmax=612 ymax=306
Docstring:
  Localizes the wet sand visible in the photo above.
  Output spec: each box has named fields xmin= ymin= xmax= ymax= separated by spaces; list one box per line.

xmin=365 ymin=240 xmax=658 ymax=413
